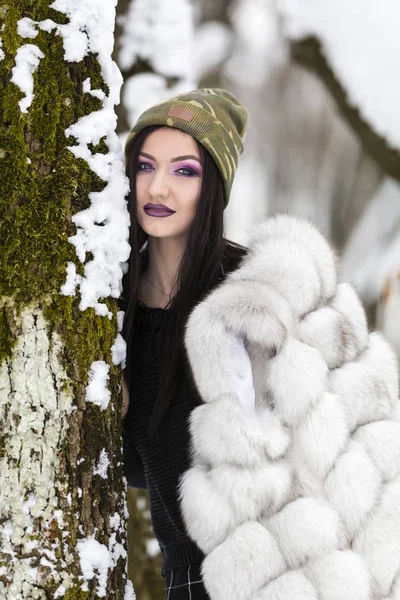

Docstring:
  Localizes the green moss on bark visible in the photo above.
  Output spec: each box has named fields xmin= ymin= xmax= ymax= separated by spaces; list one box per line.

xmin=0 ymin=2 xmax=126 ymax=597
xmin=1 ymin=4 xmax=109 ymax=360
xmin=63 ymin=590 xmax=90 ymax=600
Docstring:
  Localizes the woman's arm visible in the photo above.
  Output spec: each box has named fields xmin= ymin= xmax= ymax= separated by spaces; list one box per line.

xmin=122 ymin=375 xmax=147 ymax=489
xmin=123 ymin=422 xmax=147 ymax=490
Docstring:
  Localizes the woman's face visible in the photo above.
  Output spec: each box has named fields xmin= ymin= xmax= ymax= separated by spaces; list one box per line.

xmin=135 ymin=128 xmax=202 ymax=241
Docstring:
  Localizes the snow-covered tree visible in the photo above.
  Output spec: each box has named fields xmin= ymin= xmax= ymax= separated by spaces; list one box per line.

xmin=280 ymin=0 xmax=400 ymax=183
xmin=278 ymin=0 xmax=400 ymax=360
xmin=0 ymin=1 xmax=132 ymax=598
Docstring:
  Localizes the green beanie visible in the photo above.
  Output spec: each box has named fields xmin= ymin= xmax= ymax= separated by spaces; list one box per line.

xmin=124 ymin=88 xmax=248 ymax=207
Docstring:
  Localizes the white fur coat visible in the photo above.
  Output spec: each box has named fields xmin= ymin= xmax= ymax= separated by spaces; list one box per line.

xmin=180 ymin=215 xmax=400 ymax=600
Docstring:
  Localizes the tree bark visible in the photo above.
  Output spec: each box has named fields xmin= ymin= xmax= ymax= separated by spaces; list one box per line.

xmin=0 ymin=2 xmax=127 ymax=598
xmin=126 ymin=488 xmax=164 ymax=600
xmin=291 ymin=36 xmax=400 ymax=183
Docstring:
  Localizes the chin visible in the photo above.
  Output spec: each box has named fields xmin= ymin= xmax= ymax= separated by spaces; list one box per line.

xmin=139 ymin=216 xmax=187 ymax=240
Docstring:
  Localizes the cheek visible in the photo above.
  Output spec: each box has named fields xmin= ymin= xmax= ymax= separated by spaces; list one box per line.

xmin=185 ymin=179 xmax=201 ymax=211
xmin=135 ymin=176 xmax=146 ymax=203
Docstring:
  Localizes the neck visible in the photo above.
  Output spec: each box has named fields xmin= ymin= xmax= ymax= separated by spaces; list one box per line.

xmin=145 ymin=235 xmax=187 ymax=296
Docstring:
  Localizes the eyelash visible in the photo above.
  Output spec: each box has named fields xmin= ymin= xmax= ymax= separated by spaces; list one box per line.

xmin=137 ymin=162 xmax=199 ymax=177
xmin=176 ymin=167 xmax=197 ymax=177
xmin=137 ymin=162 xmax=153 ymax=172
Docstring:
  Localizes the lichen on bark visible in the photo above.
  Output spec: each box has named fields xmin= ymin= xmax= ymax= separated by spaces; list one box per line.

xmin=0 ymin=2 xmax=127 ymax=598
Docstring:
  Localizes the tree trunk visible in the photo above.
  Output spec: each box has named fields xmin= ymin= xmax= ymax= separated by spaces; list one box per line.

xmin=126 ymin=488 xmax=164 ymax=600
xmin=0 ymin=2 xmax=129 ymax=598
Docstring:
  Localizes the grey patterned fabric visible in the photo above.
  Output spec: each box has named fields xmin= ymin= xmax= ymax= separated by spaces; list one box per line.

xmin=165 ymin=563 xmax=210 ymax=600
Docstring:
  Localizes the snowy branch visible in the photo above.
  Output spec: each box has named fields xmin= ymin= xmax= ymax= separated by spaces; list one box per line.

xmin=291 ymin=37 xmax=400 ymax=183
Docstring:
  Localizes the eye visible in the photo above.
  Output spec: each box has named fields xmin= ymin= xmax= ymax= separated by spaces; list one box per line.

xmin=176 ymin=166 xmax=198 ymax=177
xmin=137 ymin=161 xmax=153 ymax=172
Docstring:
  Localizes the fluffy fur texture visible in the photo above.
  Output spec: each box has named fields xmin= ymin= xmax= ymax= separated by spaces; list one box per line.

xmin=180 ymin=215 xmax=400 ymax=600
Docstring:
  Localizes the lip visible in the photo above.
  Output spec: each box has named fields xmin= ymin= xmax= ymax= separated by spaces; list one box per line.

xmin=144 ymin=203 xmax=176 ymax=218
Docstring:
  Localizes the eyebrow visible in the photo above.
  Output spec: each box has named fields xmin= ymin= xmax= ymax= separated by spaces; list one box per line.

xmin=139 ymin=152 xmax=201 ymax=163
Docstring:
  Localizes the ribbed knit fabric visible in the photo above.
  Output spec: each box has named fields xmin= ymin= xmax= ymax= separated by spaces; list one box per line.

xmin=123 ymin=302 xmax=205 ymax=574
xmin=123 ymin=246 xmax=247 ymax=575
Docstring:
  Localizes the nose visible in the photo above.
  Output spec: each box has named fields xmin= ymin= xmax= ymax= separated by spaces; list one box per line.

xmin=148 ymin=167 xmax=169 ymax=200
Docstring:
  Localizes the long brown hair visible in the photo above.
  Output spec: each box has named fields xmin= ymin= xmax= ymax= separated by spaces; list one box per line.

xmin=122 ymin=125 xmax=246 ymax=433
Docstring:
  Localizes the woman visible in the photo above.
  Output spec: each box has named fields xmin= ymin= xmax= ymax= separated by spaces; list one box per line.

xmin=180 ymin=214 xmax=400 ymax=600
xmin=123 ymin=87 xmax=400 ymax=600
xmin=122 ymin=88 xmax=249 ymax=599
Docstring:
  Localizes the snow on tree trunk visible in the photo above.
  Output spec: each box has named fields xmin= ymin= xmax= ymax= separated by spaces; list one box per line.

xmin=0 ymin=2 xmax=132 ymax=598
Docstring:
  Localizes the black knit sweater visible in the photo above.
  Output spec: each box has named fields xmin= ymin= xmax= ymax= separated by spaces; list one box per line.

xmin=123 ymin=301 xmax=205 ymax=574
xmin=123 ymin=245 xmax=246 ymax=575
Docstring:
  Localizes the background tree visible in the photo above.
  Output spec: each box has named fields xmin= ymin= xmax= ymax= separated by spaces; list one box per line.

xmin=0 ymin=1 xmax=131 ymax=598
xmin=276 ymin=0 xmax=400 ymax=354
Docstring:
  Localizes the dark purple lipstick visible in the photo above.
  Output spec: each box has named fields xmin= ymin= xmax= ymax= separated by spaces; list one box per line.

xmin=144 ymin=203 xmax=176 ymax=218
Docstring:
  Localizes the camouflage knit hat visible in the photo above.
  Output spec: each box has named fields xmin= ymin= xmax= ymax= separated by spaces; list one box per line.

xmin=124 ymin=88 xmax=248 ymax=207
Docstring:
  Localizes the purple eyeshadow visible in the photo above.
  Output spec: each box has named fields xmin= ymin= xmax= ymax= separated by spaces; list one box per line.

xmin=173 ymin=160 xmax=202 ymax=176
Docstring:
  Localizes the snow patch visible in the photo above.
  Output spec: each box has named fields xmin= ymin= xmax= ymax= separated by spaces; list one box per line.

xmin=17 ymin=17 xmax=39 ymax=39
xmin=146 ymin=538 xmax=161 ymax=557
xmin=22 ymin=493 xmax=36 ymax=515
xmin=0 ymin=38 xmax=4 ymax=61
xmin=77 ymin=537 xmax=111 ymax=597
xmin=54 ymin=584 xmax=67 ymax=598
xmin=93 ymin=449 xmax=110 ymax=479
xmin=11 ymin=44 xmax=44 ymax=113
xmin=60 ymin=262 xmax=82 ymax=296
xmin=136 ymin=497 xmax=146 ymax=511
xmin=125 ymin=580 xmax=136 ymax=600
xmin=83 ymin=77 xmax=106 ymax=100
xmin=110 ymin=512 xmax=121 ymax=531
xmin=108 ymin=510 xmax=127 ymax=569
xmin=117 ymin=310 xmax=125 ymax=333
xmin=39 ymin=19 xmax=57 ymax=33
xmin=111 ymin=333 xmax=126 ymax=368
xmin=85 ymin=361 xmax=110 ymax=410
